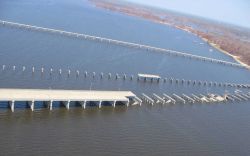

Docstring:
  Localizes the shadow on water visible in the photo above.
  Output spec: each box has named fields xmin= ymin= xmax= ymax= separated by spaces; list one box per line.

xmin=0 ymin=105 xmax=128 ymax=122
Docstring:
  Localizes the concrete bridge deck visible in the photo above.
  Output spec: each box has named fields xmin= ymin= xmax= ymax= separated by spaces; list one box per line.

xmin=0 ymin=89 xmax=136 ymax=112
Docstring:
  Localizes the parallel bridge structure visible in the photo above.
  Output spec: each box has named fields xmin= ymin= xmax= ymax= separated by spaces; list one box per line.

xmin=0 ymin=20 xmax=246 ymax=69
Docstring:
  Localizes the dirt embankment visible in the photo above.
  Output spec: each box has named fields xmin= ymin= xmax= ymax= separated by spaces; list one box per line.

xmin=89 ymin=0 xmax=250 ymax=68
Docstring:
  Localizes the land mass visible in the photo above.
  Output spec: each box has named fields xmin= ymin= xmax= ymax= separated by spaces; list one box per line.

xmin=89 ymin=0 xmax=250 ymax=69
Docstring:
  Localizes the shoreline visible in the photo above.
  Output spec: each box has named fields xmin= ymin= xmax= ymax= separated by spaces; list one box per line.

xmin=201 ymin=37 xmax=250 ymax=69
xmin=208 ymin=43 xmax=250 ymax=69
xmin=158 ymin=22 xmax=250 ymax=70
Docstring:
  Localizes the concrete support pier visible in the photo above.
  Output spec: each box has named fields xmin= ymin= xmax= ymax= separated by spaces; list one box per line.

xmin=63 ymin=100 xmax=70 ymax=110
xmin=28 ymin=100 xmax=35 ymax=111
xmin=99 ymin=101 xmax=102 ymax=108
xmin=49 ymin=100 xmax=53 ymax=110
xmin=9 ymin=100 xmax=15 ymax=112
xmin=80 ymin=101 xmax=87 ymax=109
xmin=113 ymin=101 xmax=117 ymax=108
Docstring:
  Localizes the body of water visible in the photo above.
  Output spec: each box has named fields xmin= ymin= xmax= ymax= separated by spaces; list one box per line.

xmin=0 ymin=0 xmax=250 ymax=155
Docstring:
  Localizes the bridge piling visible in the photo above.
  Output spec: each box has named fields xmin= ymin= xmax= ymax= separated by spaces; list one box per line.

xmin=100 ymin=72 xmax=104 ymax=79
xmin=2 ymin=65 xmax=5 ymax=70
xmin=63 ymin=100 xmax=70 ymax=109
xmin=68 ymin=70 xmax=71 ymax=77
xmin=176 ymin=79 xmax=179 ymax=84
xmin=214 ymin=82 xmax=217 ymax=86
xmin=9 ymin=100 xmax=15 ymax=112
xmin=126 ymin=100 xmax=129 ymax=107
xmin=130 ymin=75 xmax=133 ymax=80
xmin=113 ymin=101 xmax=116 ymax=108
xmin=163 ymin=78 xmax=167 ymax=83
xmin=204 ymin=81 xmax=207 ymax=86
xmin=182 ymin=79 xmax=185 ymax=84
xmin=157 ymin=78 xmax=160 ymax=83
xmin=209 ymin=82 xmax=212 ymax=86
xmin=28 ymin=100 xmax=35 ymax=111
xmin=76 ymin=70 xmax=80 ymax=77
xmin=198 ymin=81 xmax=202 ymax=85
xmin=50 ymin=68 xmax=53 ymax=75
xmin=115 ymin=73 xmax=119 ymax=80
xmin=32 ymin=66 xmax=35 ymax=73
xmin=83 ymin=101 xmax=87 ymax=109
xmin=123 ymin=74 xmax=126 ymax=80
xmin=170 ymin=78 xmax=173 ymax=84
xmin=49 ymin=100 xmax=53 ymax=110
xmin=22 ymin=66 xmax=26 ymax=72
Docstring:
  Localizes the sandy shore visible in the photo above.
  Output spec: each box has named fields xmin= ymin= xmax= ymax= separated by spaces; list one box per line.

xmin=203 ymin=38 xmax=250 ymax=70
xmin=162 ymin=23 xmax=250 ymax=70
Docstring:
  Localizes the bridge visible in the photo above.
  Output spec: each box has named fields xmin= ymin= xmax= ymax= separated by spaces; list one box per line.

xmin=0 ymin=88 xmax=249 ymax=112
xmin=0 ymin=88 xmax=136 ymax=112
xmin=1 ymin=65 xmax=250 ymax=89
xmin=0 ymin=20 xmax=245 ymax=68
xmin=141 ymin=92 xmax=250 ymax=105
